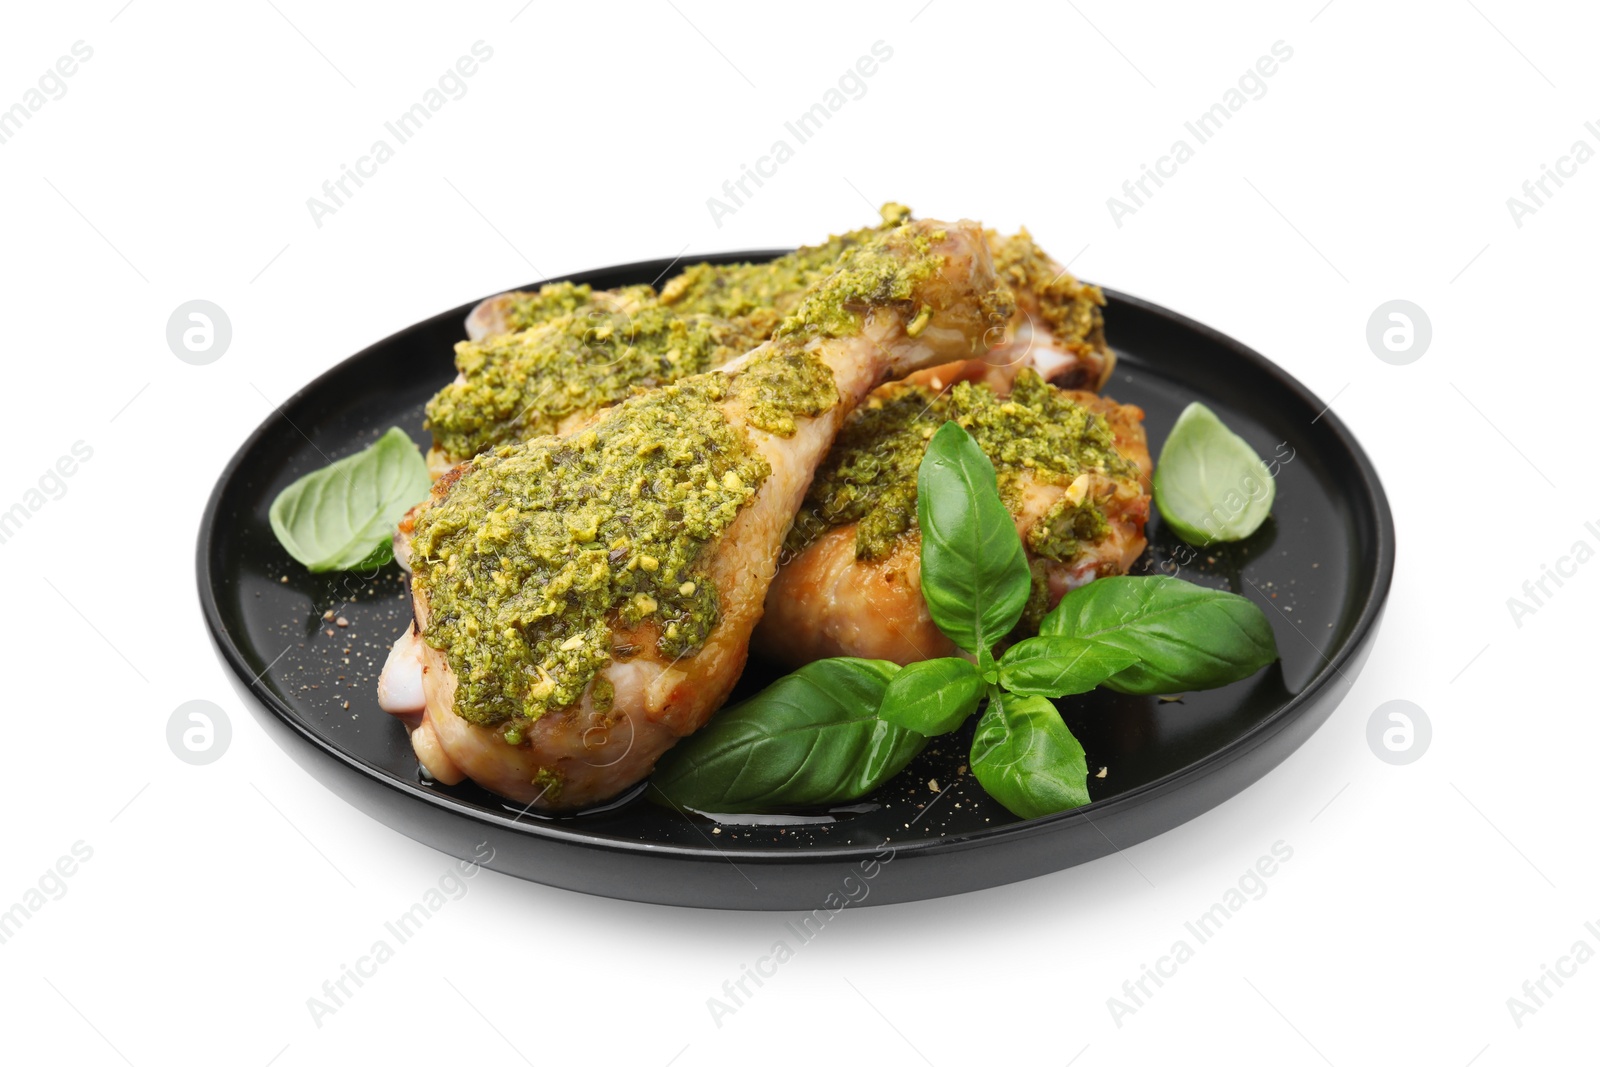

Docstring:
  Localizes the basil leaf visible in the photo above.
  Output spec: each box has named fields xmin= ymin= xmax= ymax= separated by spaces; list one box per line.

xmin=878 ymin=657 xmax=985 ymax=735
xmin=269 ymin=427 xmax=432 ymax=572
xmin=1040 ymin=575 xmax=1277 ymax=694
xmin=917 ymin=422 xmax=1031 ymax=656
xmin=1152 ymin=401 xmax=1275 ymax=544
xmin=270 ymin=427 xmax=431 ymax=572
xmin=650 ymin=659 xmax=925 ymax=813
xmin=998 ymin=636 xmax=1141 ymax=698
xmin=969 ymin=690 xmax=1090 ymax=819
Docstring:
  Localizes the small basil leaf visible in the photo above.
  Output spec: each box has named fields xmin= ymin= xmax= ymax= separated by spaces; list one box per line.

xmin=969 ymin=690 xmax=1090 ymax=819
xmin=997 ymin=636 xmax=1141 ymax=698
xmin=269 ymin=427 xmax=431 ymax=572
xmin=1040 ymin=575 xmax=1277 ymax=694
xmin=649 ymin=659 xmax=925 ymax=813
xmin=878 ymin=657 xmax=985 ymax=735
xmin=917 ymin=422 xmax=1031 ymax=656
xmin=1152 ymin=401 xmax=1275 ymax=545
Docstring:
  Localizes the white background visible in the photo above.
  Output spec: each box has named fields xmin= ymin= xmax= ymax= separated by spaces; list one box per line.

xmin=1 ymin=1 xmax=1595 ymax=1063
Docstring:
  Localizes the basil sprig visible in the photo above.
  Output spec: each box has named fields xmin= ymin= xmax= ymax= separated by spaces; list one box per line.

xmin=652 ymin=424 xmax=1280 ymax=821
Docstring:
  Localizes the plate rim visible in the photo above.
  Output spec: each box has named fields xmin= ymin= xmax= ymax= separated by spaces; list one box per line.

xmin=195 ymin=254 xmax=1396 ymax=865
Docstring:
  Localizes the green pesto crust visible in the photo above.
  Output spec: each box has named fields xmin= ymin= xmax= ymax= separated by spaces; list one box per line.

xmin=494 ymin=282 xmax=655 ymax=336
xmin=427 ymin=205 xmax=918 ymax=464
xmin=787 ymin=370 xmax=1136 ymax=563
xmin=412 ymin=379 xmax=770 ymax=735
xmin=726 ymin=346 xmax=838 ymax=436
xmin=770 ymin=220 xmax=946 ymax=341
xmin=991 ymin=229 xmax=1107 ymax=352
xmin=424 ymin=304 xmax=759 ymax=461
xmin=659 ymin=202 xmax=914 ymax=324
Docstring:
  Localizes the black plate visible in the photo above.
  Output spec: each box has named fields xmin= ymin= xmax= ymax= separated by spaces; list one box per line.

xmin=198 ymin=252 xmax=1394 ymax=910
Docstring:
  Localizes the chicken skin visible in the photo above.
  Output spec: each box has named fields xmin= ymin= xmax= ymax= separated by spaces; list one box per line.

xmin=379 ymin=218 xmax=1010 ymax=810
xmin=755 ymin=371 xmax=1151 ymax=668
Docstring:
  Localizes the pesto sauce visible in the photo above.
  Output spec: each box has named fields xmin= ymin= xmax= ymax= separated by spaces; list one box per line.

xmin=1027 ymin=492 xmax=1110 ymax=559
xmin=769 ymin=219 xmax=946 ymax=340
xmin=412 ymin=380 xmax=770 ymax=732
xmin=726 ymin=345 xmax=838 ymax=436
xmin=723 ymin=214 xmax=950 ymax=434
xmin=659 ymin=202 xmax=913 ymax=323
xmin=531 ymin=767 xmax=563 ymax=803
xmin=495 ymin=282 xmax=653 ymax=336
xmin=424 ymin=304 xmax=760 ymax=461
xmin=427 ymin=204 xmax=917 ymax=465
xmin=991 ymin=229 xmax=1107 ymax=351
xmin=787 ymin=370 xmax=1135 ymax=562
